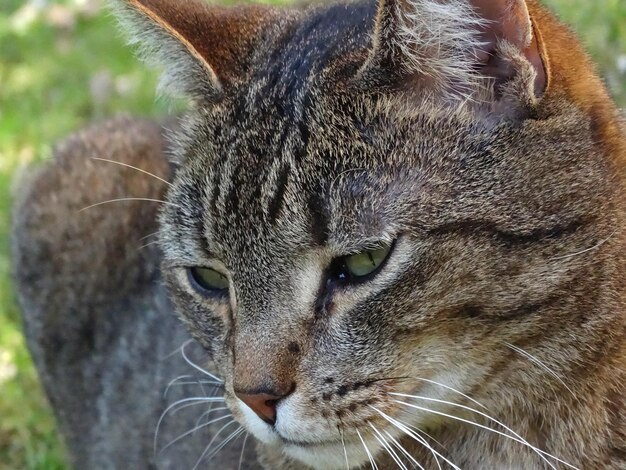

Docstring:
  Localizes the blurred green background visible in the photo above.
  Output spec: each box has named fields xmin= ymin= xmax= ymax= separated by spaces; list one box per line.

xmin=0 ymin=0 xmax=624 ymax=468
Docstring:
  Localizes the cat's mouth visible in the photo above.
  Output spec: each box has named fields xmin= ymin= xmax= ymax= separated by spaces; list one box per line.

xmin=279 ymin=428 xmax=385 ymax=470
xmin=245 ymin=416 xmax=340 ymax=449
xmin=279 ymin=435 xmax=339 ymax=448
xmin=233 ymin=397 xmax=390 ymax=468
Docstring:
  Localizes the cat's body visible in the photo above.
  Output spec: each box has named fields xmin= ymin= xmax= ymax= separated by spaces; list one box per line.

xmin=12 ymin=117 xmax=261 ymax=468
xmin=12 ymin=0 xmax=626 ymax=469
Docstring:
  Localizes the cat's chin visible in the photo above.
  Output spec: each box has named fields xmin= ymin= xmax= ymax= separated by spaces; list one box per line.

xmin=282 ymin=438 xmax=379 ymax=470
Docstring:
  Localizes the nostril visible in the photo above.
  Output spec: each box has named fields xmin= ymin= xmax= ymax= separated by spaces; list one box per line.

xmin=235 ymin=391 xmax=288 ymax=426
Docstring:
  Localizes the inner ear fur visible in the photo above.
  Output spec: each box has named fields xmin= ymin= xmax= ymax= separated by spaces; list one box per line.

xmin=113 ymin=0 xmax=287 ymax=98
xmin=471 ymin=0 xmax=547 ymax=96
xmin=361 ymin=0 xmax=548 ymax=102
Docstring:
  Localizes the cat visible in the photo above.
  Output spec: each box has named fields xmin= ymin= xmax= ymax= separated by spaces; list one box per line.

xmin=12 ymin=0 xmax=626 ymax=469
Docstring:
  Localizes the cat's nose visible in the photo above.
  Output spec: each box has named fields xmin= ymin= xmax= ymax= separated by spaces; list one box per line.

xmin=235 ymin=390 xmax=289 ymax=425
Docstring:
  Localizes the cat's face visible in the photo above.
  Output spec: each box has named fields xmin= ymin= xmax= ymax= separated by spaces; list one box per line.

xmin=116 ymin=0 xmax=618 ymax=467
xmin=158 ymin=88 xmax=607 ymax=468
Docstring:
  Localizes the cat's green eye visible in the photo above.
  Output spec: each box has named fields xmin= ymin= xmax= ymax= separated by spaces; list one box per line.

xmin=188 ymin=267 xmax=229 ymax=294
xmin=343 ymin=245 xmax=392 ymax=278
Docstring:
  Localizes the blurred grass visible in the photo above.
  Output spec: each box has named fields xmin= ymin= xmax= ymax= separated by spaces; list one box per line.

xmin=0 ymin=0 xmax=624 ymax=468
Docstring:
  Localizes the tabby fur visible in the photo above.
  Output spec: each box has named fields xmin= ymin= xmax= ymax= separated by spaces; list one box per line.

xmin=12 ymin=0 xmax=626 ymax=468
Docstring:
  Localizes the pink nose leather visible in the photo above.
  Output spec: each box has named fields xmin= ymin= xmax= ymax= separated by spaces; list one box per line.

xmin=235 ymin=392 xmax=282 ymax=425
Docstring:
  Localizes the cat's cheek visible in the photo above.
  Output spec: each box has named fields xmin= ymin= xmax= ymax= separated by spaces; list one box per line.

xmin=159 ymin=270 xmax=232 ymax=363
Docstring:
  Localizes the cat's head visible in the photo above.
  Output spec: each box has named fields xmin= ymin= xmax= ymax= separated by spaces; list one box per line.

xmin=114 ymin=0 xmax=623 ymax=467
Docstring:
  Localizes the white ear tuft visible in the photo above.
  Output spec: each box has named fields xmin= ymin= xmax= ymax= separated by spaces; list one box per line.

xmin=360 ymin=0 xmax=548 ymax=112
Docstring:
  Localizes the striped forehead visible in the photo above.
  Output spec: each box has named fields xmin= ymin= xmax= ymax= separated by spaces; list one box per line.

xmin=196 ymin=1 xmax=378 ymax=255
xmin=201 ymin=108 xmax=324 ymax=261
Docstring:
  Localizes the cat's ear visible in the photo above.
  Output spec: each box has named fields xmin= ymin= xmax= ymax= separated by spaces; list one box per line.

xmin=111 ymin=0 xmax=281 ymax=100
xmin=360 ymin=0 xmax=548 ymax=106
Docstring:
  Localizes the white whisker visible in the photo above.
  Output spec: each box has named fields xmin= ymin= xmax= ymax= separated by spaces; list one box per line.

xmin=369 ymin=423 xmax=408 ymax=470
xmin=164 ymin=375 xmax=194 ymax=398
xmin=405 ymin=426 xmax=447 ymax=452
xmin=550 ymin=229 xmax=617 ymax=260
xmin=159 ymin=413 xmax=232 ymax=454
xmin=137 ymin=239 xmax=160 ymax=251
xmin=390 ymin=397 xmax=577 ymax=470
xmin=197 ymin=373 xmax=208 ymax=398
xmin=191 ymin=420 xmax=238 ymax=470
xmin=164 ymin=373 xmax=222 ymax=401
xmin=356 ymin=427 xmax=379 ymax=470
xmin=401 ymin=427 xmax=442 ymax=470
xmin=238 ymin=432 xmax=249 ymax=470
xmin=196 ymin=403 xmax=228 ymax=426
xmin=340 ymin=426 xmax=350 ymax=470
xmin=405 ymin=377 xmax=489 ymax=411
xmin=382 ymin=429 xmax=426 ymax=470
xmin=91 ymin=157 xmax=173 ymax=187
xmin=192 ymin=423 xmax=243 ymax=470
xmin=157 ymin=399 xmax=225 ymax=426
xmin=138 ymin=229 xmax=162 ymax=241
xmin=79 ymin=197 xmax=180 ymax=212
xmin=154 ymin=396 xmax=225 ymax=454
xmin=194 ymin=405 xmax=228 ymax=428
xmin=505 ymin=342 xmax=577 ymax=399
xmin=181 ymin=340 xmax=224 ymax=383
xmin=204 ymin=427 xmax=246 ymax=462
xmin=164 ymin=380 xmax=223 ymax=398
xmin=162 ymin=341 xmax=187 ymax=360
xmin=392 ymin=392 xmax=571 ymax=468
xmin=371 ymin=406 xmax=461 ymax=470
xmin=195 ymin=393 xmax=213 ymax=424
